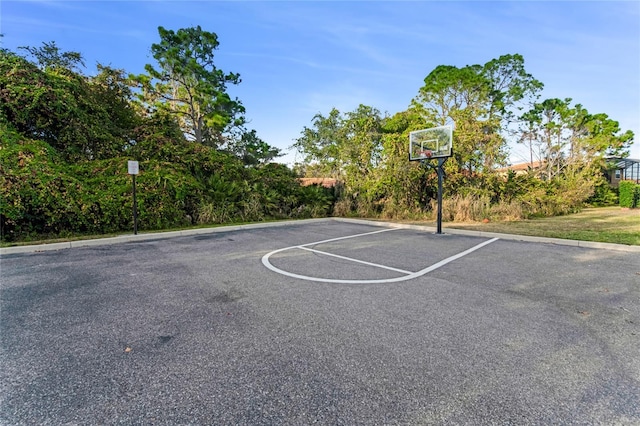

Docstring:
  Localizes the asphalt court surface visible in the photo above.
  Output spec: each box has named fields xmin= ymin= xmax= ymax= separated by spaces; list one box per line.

xmin=1 ymin=220 xmax=639 ymax=424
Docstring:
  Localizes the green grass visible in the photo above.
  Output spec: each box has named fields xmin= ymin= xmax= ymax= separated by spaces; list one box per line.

xmin=443 ymin=207 xmax=640 ymax=246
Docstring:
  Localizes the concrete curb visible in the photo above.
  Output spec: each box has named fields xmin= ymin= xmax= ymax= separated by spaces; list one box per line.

xmin=2 ymin=217 xmax=638 ymax=255
xmin=0 ymin=218 xmax=329 ymax=255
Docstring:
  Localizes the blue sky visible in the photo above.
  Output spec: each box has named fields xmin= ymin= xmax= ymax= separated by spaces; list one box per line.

xmin=2 ymin=1 xmax=639 ymax=164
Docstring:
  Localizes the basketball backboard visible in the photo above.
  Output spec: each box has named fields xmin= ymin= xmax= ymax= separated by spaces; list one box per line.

xmin=409 ymin=125 xmax=452 ymax=161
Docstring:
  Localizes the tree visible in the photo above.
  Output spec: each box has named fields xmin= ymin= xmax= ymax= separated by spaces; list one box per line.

xmin=293 ymin=105 xmax=385 ymax=215
xmin=412 ymin=54 xmax=542 ymax=175
xmin=133 ymin=26 xmax=245 ymax=147
xmin=293 ymin=105 xmax=383 ymax=181
xmin=0 ymin=50 xmax=92 ymax=159
xmin=0 ymin=49 xmax=140 ymax=160
xmin=412 ymin=64 xmax=498 ymax=175
xmin=340 ymin=105 xmax=384 ymax=200
xmin=293 ymin=108 xmax=345 ymax=177
xmin=228 ymin=129 xmax=282 ymax=166
xmin=580 ymin=113 xmax=633 ymax=159
xmin=18 ymin=41 xmax=85 ymax=72
xmin=483 ymin=54 xmax=544 ymax=124
xmin=516 ymin=98 xmax=633 ymax=180
xmin=377 ymin=109 xmax=437 ymax=215
xmin=525 ymin=98 xmax=573 ymax=179
xmin=514 ymin=98 xmax=634 ymax=211
xmin=517 ymin=108 xmax=541 ymax=167
xmin=89 ymin=64 xmax=140 ymax=154
xmin=412 ymin=64 xmax=488 ymax=126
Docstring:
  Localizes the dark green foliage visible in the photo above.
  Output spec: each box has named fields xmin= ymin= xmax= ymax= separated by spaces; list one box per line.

xmin=248 ymin=163 xmax=334 ymax=218
xmin=619 ymin=181 xmax=639 ymax=208
xmin=1 ymin=116 xmax=330 ymax=242
xmin=297 ymin=184 xmax=335 ymax=217
xmin=0 ymin=127 xmax=205 ymax=241
xmin=1 ymin=42 xmax=333 ymax=243
xmin=1 ymin=129 xmax=97 ymax=240
xmin=0 ymin=51 xmax=138 ymax=161
xmin=70 ymin=158 xmax=204 ymax=231
xmin=2 ymin=42 xmax=636 ymax=242
xmin=228 ymin=129 xmax=282 ymax=166
xmin=193 ymin=162 xmax=336 ymax=225
xmin=587 ymin=178 xmax=619 ymax=207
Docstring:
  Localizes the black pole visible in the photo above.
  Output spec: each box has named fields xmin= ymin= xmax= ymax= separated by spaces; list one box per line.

xmin=436 ymin=158 xmax=445 ymax=234
xmin=132 ymin=174 xmax=138 ymax=235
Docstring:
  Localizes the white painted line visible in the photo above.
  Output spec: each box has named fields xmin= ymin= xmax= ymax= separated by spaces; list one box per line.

xmin=298 ymin=227 xmax=397 ymax=247
xmin=262 ymin=229 xmax=500 ymax=284
xmin=298 ymin=246 xmax=413 ymax=275
xmin=412 ymin=237 xmax=499 ymax=275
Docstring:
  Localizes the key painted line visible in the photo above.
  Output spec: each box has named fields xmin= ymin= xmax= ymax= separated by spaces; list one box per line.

xmin=262 ymin=231 xmax=500 ymax=284
xmin=411 ymin=237 xmax=499 ymax=275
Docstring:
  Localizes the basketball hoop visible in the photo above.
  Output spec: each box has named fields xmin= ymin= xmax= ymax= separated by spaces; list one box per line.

xmin=409 ymin=125 xmax=452 ymax=162
xmin=408 ymin=125 xmax=453 ymax=235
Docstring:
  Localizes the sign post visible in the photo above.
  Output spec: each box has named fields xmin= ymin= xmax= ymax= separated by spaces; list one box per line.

xmin=127 ymin=161 xmax=139 ymax=235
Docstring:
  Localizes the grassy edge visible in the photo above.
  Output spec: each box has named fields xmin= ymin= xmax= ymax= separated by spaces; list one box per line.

xmin=442 ymin=207 xmax=639 ymax=246
xmin=0 ymin=219 xmax=288 ymax=248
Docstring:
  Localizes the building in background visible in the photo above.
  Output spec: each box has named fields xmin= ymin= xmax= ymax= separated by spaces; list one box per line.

xmin=605 ymin=158 xmax=640 ymax=187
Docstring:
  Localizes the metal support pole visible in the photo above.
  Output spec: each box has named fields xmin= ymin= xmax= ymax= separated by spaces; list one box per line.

xmin=436 ymin=157 xmax=445 ymax=234
xmin=132 ymin=175 xmax=138 ymax=235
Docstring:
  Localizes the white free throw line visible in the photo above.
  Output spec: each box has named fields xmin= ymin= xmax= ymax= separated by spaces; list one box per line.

xmin=298 ymin=227 xmax=397 ymax=247
xmin=261 ymin=229 xmax=499 ymax=284
xmin=298 ymin=246 xmax=413 ymax=275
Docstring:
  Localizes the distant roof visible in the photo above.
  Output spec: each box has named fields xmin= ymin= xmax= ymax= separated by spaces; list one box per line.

xmin=495 ymin=160 xmax=545 ymax=173
xmin=299 ymin=178 xmax=338 ymax=188
xmin=606 ymin=157 xmax=640 ymax=169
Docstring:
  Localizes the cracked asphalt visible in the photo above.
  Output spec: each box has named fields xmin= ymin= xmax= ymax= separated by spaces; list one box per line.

xmin=1 ymin=221 xmax=639 ymax=424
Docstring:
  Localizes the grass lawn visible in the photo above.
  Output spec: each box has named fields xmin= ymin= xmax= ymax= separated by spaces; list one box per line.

xmin=444 ymin=206 xmax=640 ymax=246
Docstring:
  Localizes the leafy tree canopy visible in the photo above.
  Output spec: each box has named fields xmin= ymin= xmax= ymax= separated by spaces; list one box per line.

xmin=411 ymin=54 xmax=543 ymax=173
xmin=0 ymin=50 xmax=139 ymax=161
xmin=228 ymin=129 xmax=282 ymax=166
xmin=19 ymin=40 xmax=85 ymax=72
xmin=132 ymin=26 xmax=245 ymax=147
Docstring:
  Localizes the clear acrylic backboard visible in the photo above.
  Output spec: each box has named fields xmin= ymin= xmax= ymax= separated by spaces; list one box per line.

xmin=409 ymin=125 xmax=452 ymax=161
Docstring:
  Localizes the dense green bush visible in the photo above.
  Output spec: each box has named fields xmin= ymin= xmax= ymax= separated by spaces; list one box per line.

xmin=588 ymin=178 xmax=619 ymax=206
xmin=1 ymin=129 xmax=89 ymax=240
xmin=71 ymin=158 xmax=205 ymax=232
xmin=0 ymin=123 xmax=336 ymax=242
xmin=195 ymin=163 xmax=336 ymax=225
xmin=0 ymin=47 xmax=338 ymax=242
xmin=0 ymin=52 xmax=137 ymax=161
xmin=0 ymin=131 xmax=205 ymax=241
xmin=619 ymin=181 xmax=639 ymax=208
